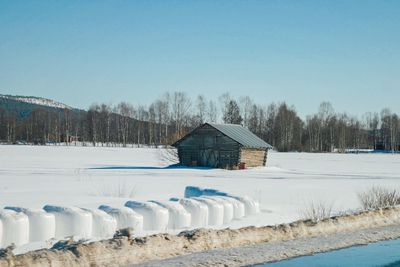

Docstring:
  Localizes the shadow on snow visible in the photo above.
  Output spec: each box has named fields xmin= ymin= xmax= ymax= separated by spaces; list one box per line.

xmin=89 ymin=164 xmax=213 ymax=170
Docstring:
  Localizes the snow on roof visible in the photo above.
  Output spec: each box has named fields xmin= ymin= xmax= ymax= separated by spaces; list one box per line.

xmin=207 ymin=123 xmax=272 ymax=149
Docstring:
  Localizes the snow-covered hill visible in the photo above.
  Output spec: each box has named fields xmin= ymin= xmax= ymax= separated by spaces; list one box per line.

xmin=0 ymin=94 xmax=73 ymax=110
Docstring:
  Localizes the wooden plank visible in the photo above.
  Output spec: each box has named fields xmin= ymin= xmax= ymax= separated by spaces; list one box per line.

xmin=176 ymin=125 xmax=240 ymax=168
xmin=239 ymin=148 xmax=266 ymax=167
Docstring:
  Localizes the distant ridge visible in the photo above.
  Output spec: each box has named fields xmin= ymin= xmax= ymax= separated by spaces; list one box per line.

xmin=0 ymin=94 xmax=73 ymax=110
xmin=0 ymin=94 xmax=79 ymax=119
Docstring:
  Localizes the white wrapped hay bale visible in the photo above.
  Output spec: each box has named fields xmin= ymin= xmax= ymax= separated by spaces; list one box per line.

xmin=203 ymin=196 xmax=233 ymax=224
xmin=0 ymin=209 xmax=29 ymax=247
xmin=125 ymin=201 xmax=169 ymax=231
xmin=43 ymin=205 xmax=92 ymax=240
xmin=82 ymin=209 xmax=117 ymax=239
xmin=229 ymin=196 xmax=260 ymax=215
xmin=184 ymin=186 xmax=258 ymax=218
xmin=98 ymin=205 xmax=143 ymax=233
xmin=191 ymin=197 xmax=224 ymax=226
xmin=178 ymin=198 xmax=209 ymax=228
xmin=150 ymin=201 xmax=191 ymax=230
xmin=5 ymin=207 xmax=55 ymax=242
xmin=218 ymin=197 xmax=245 ymax=219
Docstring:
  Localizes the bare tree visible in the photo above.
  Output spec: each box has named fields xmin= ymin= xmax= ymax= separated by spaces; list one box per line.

xmin=363 ymin=112 xmax=380 ymax=150
xmin=239 ymin=96 xmax=253 ymax=128
xmin=148 ymin=104 xmax=156 ymax=146
xmin=195 ymin=95 xmax=206 ymax=125
xmin=2 ymin=90 xmax=399 ymax=152
xmin=381 ymin=108 xmax=399 ymax=152
xmin=318 ymin=102 xmax=335 ymax=152
xmin=117 ymin=102 xmax=134 ymax=147
xmin=207 ymin=100 xmax=218 ymax=123
xmin=98 ymin=103 xmax=111 ymax=146
xmin=273 ymin=103 xmax=302 ymax=151
xmin=88 ymin=104 xmax=100 ymax=146
xmin=218 ymin=92 xmax=231 ymax=120
xmin=171 ymin=92 xmax=191 ymax=139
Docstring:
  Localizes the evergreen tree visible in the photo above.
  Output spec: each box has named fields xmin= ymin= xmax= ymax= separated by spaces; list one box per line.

xmin=223 ymin=100 xmax=243 ymax=125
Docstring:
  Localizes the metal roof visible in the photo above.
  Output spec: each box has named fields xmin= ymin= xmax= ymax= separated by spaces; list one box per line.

xmin=206 ymin=123 xmax=272 ymax=149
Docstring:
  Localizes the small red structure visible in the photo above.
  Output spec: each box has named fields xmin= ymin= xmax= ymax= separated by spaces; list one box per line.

xmin=239 ymin=162 xmax=246 ymax=170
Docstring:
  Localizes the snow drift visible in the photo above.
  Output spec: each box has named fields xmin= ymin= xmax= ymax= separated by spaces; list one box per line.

xmin=149 ymin=201 xmax=191 ymax=229
xmin=5 ymin=207 xmax=55 ymax=243
xmin=124 ymin=201 xmax=169 ymax=231
xmin=98 ymin=205 xmax=143 ymax=233
xmin=0 ymin=209 xmax=29 ymax=248
xmin=43 ymin=206 xmax=92 ymax=240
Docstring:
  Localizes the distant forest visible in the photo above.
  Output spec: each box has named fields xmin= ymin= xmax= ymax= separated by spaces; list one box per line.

xmin=0 ymin=92 xmax=399 ymax=152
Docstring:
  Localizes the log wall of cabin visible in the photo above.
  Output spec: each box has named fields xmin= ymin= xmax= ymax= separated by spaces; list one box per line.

xmin=239 ymin=148 xmax=267 ymax=167
xmin=176 ymin=124 xmax=240 ymax=168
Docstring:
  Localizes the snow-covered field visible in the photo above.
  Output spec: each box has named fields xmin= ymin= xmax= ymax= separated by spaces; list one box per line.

xmin=1 ymin=145 xmax=400 ymax=229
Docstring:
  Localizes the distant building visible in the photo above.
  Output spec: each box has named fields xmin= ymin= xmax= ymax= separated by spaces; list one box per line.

xmin=67 ymin=135 xmax=80 ymax=143
xmin=172 ymin=123 xmax=272 ymax=169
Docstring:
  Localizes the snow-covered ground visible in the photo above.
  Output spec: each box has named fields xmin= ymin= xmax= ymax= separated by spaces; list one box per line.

xmin=1 ymin=145 xmax=400 ymax=228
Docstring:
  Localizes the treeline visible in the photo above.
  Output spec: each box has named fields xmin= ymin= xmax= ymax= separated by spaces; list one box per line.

xmin=0 ymin=92 xmax=399 ymax=152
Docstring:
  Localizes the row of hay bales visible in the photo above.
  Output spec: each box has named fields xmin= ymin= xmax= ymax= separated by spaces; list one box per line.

xmin=0 ymin=186 xmax=259 ymax=249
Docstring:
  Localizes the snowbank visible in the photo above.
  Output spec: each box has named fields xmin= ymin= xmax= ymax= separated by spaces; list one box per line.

xmin=191 ymin=197 xmax=224 ymax=226
xmin=83 ymin=209 xmax=117 ymax=240
xmin=98 ymin=205 xmax=143 ymax=233
xmin=124 ymin=201 xmax=169 ymax=231
xmin=203 ymin=196 xmax=233 ymax=224
xmin=7 ymin=207 xmax=400 ymax=267
xmin=43 ymin=206 xmax=92 ymax=240
xmin=0 ymin=209 xmax=29 ymax=247
xmin=149 ymin=201 xmax=191 ymax=229
xmin=5 ymin=207 xmax=55 ymax=243
xmin=172 ymin=198 xmax=209 ymax=228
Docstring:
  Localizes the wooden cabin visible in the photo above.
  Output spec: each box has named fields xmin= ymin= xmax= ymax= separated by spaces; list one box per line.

xmin=172 ymin=123 xmax=272 ymax=169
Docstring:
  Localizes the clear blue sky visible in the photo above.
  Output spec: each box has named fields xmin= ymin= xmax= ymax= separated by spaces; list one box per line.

xmin=0 ymin=0 xmax=399 ymax=117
